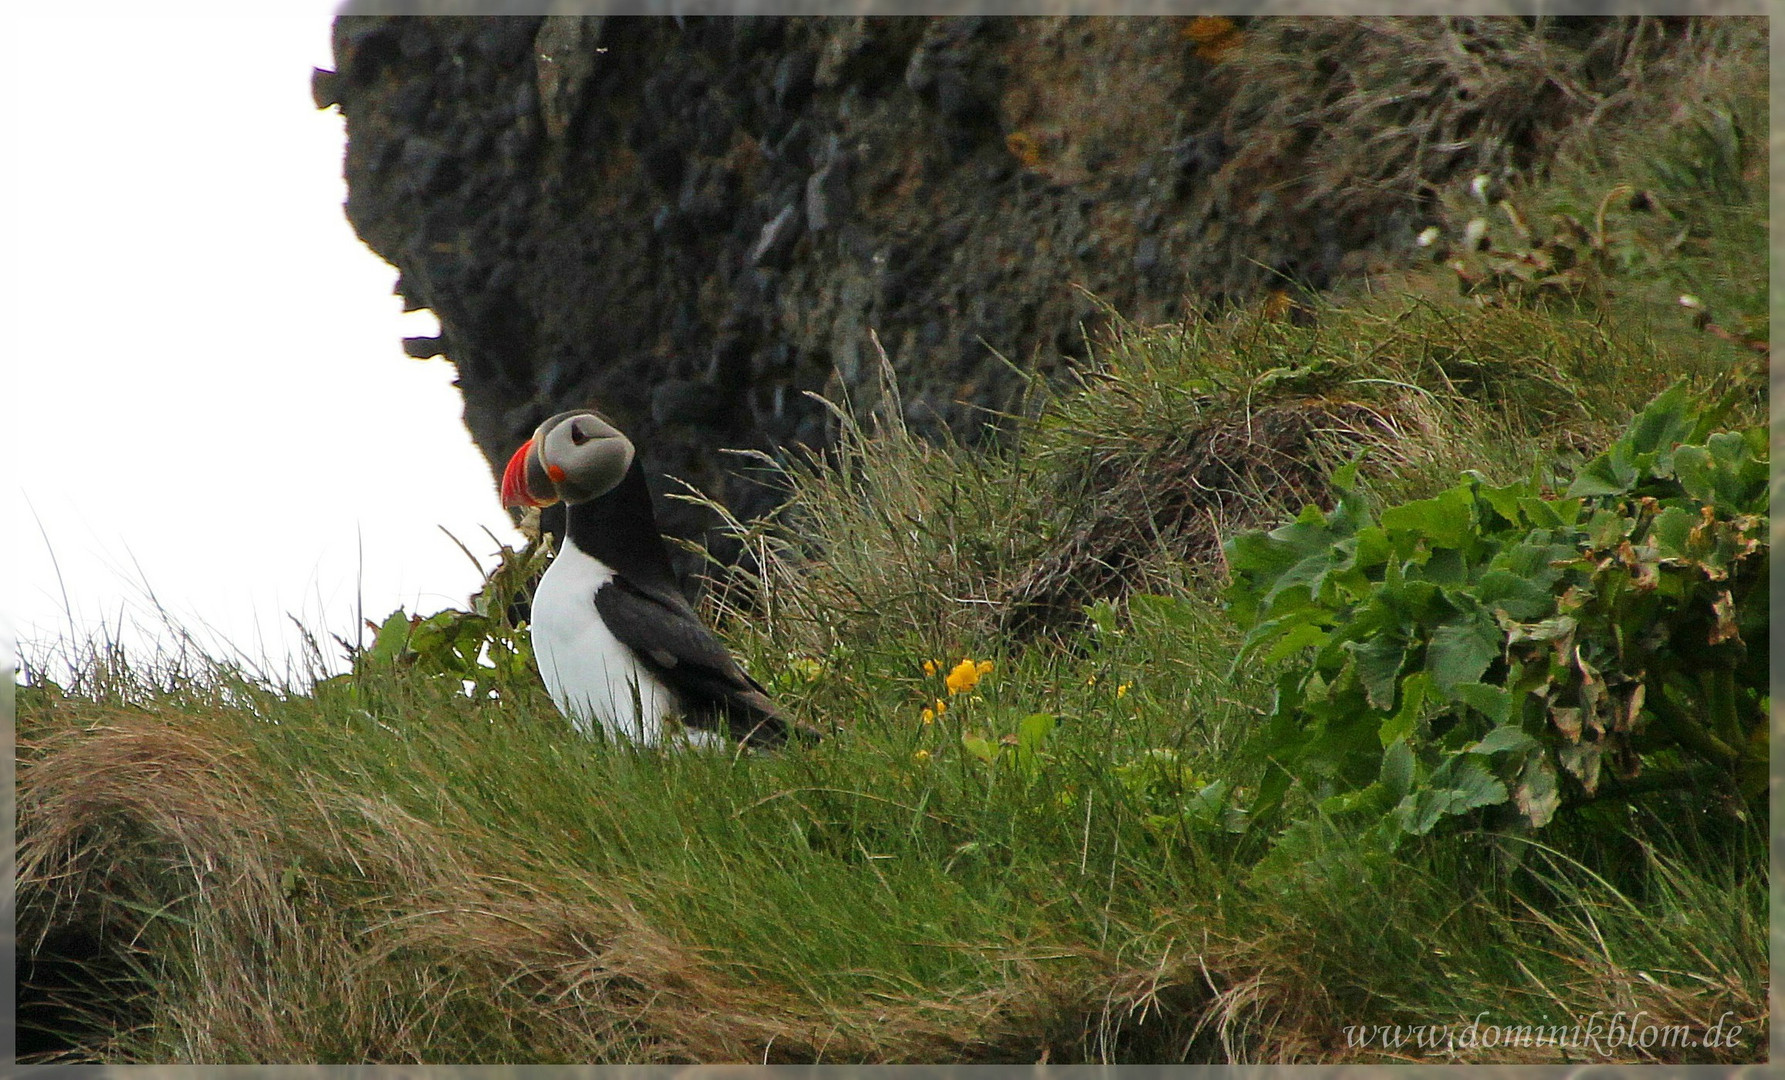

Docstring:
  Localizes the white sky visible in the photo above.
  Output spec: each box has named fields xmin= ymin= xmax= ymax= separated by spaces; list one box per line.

xmin=4 ymin=7 xmax=526 ymax=684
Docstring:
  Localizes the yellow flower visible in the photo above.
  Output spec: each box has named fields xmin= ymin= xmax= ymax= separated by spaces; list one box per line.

xmin=921 ymin=699 xmax=947 ymax=724
xmin=914 ymin=749 xmax=932 ymax=763
xmin=922 ymin=659 xmax=939 ymax=676
xmin=1116 ymin=682 xmax=1132 ymax=699
xmin=946 ymin=658 xmax=989 ymax=695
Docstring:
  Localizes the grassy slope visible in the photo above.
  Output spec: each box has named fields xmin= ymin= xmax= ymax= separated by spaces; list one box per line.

xmin=15 ymin=15 xmax=1768 ymax=1065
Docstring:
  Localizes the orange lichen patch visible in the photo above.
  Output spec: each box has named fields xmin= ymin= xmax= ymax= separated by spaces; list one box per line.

xmin=1262 ymin=289 xmax=1294 ymax=322
xmin=1182 ymin=16 xmax=1234 ymax=43
xmin=1004 ymin=130 xmax=1043 ymax=170
xmin=1183 ymin=16 xmax=1242 ymax=63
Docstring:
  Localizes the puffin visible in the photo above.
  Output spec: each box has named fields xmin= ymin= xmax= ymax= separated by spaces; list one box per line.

xmin=500 ymin=409 xmax=798 ymax=749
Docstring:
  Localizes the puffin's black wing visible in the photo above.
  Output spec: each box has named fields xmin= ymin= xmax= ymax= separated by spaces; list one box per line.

xmin=592 ymin=575 xmax=792 ymax=747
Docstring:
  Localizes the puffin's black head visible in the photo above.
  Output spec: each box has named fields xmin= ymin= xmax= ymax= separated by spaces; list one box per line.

xmin=501 ymin=410 xmax=637 ymax=509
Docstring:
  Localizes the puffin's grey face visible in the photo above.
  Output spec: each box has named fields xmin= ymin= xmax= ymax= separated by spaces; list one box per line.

xmin=500 ymin=411 xmax=636 ymax=508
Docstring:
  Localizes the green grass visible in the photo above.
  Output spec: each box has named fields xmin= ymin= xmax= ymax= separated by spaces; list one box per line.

xmin=16 ymin=582 xmax=1766 ymax=1061
xmin=16 ymin=14 xmax=1768 ymax=1065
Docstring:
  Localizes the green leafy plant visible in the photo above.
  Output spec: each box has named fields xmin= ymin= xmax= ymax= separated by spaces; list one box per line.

xmin=1110 ymin=747 xmax=1247 ymax=840
xmin=317 ymin=533 xmax=551 ymax=703
xmin=959 ymin=709 xmax=1057 ymax=782
xmin=1225 ymin=381 xmax=1767 ymax=845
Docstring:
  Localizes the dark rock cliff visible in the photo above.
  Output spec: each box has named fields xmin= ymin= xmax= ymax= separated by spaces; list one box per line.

xmin=317 ymin=14 xmax=1684 ymax=543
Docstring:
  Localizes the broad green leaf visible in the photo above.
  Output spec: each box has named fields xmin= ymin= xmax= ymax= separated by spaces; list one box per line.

xmin=1514 ymin=753 xmax=1562 ymax=827
xmin=1392 ymin=792 xmax=1440 ymax=836
xmin=1587 ymin=509 xmax=1630 ymax=552
xmin=1016 ymin=712 xmax=1056 ymax=755
xmin=1623 ymin=380 xmax=1695 ymax=456
xmin=1224 ymin=510 xmax=1342 ymax=625
xmin=1233 ymin=505 xmax=1335 ymax=573
xmin=1674 ymin=431 xmax=1768 ymax=513
xmin=1224 ymin=379 xmax=1766 ymax=847
xmin=960 ymin=732 xmax=998 ymax=764
xmin=1517 ymin=496 xmax=1581 ymax=530
xmin=1396 ymin=757 xmax=1511 ymax=834
xmin=1472 ymin=724 xmax=1537 ymax=756
xmin=1428 ymin=753 xmax=1508 ymax=798
xmin=1381 ymin=483 xmax=1478 ymax=551
xmin=1084 ymin=600 xmax=1122 ymax=637
xmin=1380 ymin=737 xmax=1415 ymax=799
xmin=1473 ymin=474 xmax=1535 ymax=528
xmin=1448 ymin=757 xmax=1510 ymax=810
xmin=1267 ymin=624 xmax=1332 ymax=664
xmin=1451 ymin=682 xmax=1512 ymax=725
xmin=1183 ymin=780 xmax=1234 ymax=831
xmin=366 ymin=611 xmax=412 ymax=667
xmin=1474 ymin=568 xmax=1556 ymax=620
xmin=1710 ymin=430 xmax=1768 ymax=506
xmin=1567 ymin=448 xmax=1638 ymax=498
xmin=1296 ymin=702 xmax=1386 ymax=779
xmin=1426 ymin=610 xmax=1500 ymax=692
xmin=1421 ymin=547 xmax=1468 ymax=585
xmin=1346 ymin=633 xmax=1407 ymax=712
xmin=1247 ymin=763 xmax=1295 ymax=821
xmin=1263 ymin=547 xmax=1346 ymax=614
xmin=1380 ymin=671 xmax=1430 ymax=747
xmin=1567 ymin=381 xmax=1694 ymax=496
xmin=1326 ymin=484 xmax=1378 ymax=537
xmin=1649 ymin=505 xmax=1698 ymax=560
xmin=1671 ymin=445 xmax=1717 ymax=506
xmin=1013 ymin=713 xmax=1056 ymax=780
xmin=1322 ymin=780 xmax=1396 ymax=817
xmin=1349 ymin=524 xmax=1394 ymax=574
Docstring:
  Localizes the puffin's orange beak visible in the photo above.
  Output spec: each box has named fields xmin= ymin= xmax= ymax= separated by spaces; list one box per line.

xmin=501 ymin=438 xmax=553 ymax=508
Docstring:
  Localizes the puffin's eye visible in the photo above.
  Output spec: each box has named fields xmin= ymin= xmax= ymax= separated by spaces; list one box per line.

xmin=569 ymin=422 xmax=590 ymax=446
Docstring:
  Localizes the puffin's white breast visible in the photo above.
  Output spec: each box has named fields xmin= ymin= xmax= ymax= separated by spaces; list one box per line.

xmin=529 ymin=540 xmax=689 ymax=745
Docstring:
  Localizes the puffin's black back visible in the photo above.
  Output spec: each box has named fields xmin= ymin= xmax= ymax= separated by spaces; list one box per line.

xmin=564 ymin=461 xmax=682 ymax=597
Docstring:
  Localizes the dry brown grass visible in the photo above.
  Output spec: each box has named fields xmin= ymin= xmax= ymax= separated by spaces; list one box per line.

xmin=5 ymin=710 xmax=1349 ymax=1063
xmin=1001 ymin=395 xmax=1401 ymax=636
xmin=12 ymin=695 xmax=1282 ymax=1063
xmin=1214 ymin=17 xmax=1728 ymax=229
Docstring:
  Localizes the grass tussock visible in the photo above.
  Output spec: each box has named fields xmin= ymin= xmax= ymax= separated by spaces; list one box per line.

xmin=722 ymin=291 xmax=1758 ymax=648
xmin=16 ymin=14 xmax=1766 ymax=1065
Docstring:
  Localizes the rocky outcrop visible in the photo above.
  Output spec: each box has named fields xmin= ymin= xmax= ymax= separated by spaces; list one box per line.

xmin=318 ymin=15 xmax=1683 ymax=545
